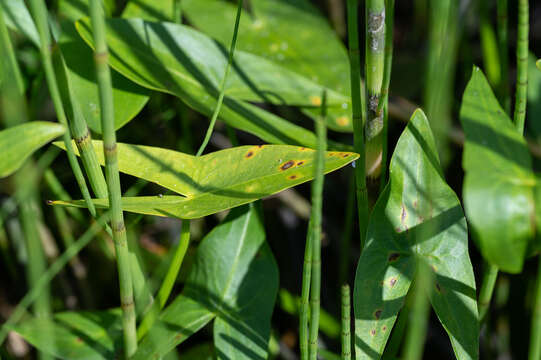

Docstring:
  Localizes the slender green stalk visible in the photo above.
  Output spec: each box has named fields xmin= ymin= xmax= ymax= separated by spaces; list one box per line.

xmin=89 ymin=0 xmax=137 ymax=356
xmin=300 ymin=218 xmax=313 ymax=360
xmin=478 ymin=261 xmax=498 ymax=323
xmin=196 ymin=0 xmax=243 ymax=156
xmin=403 ymin=263 xmax=432 ymax=360
xmin=0 ymin=212 xmax=111 ymax=346
xmin=513 ymin=0 xmax=528 ymax=134
xmin=364 ymin=0 xmax=385 ymax=179
xmin=44 ymin=169 xmax=85 ymax=224
xmin=339 ymin=177 xmax=355 ymax=287
xmin=377 ymin=0 xmax=394 ymax=191
xmin=308 ymin=92 xmax=327 ymax=360
xmin=0 ymin=7 xmax=23 ymax=94
xmin=174 ymin=0 xmax=182 ymax=23
xmin=479 ymin=0 xmax=501 ymax=87
xmin=346 ymin=0 xmax=369 ymax=250
xmin=497 ymin=0 xmax=510 ymax=113
xmin=341 ymin=285 xmax=351 ymax=360
xmin=137 ymin=220 xmax=191 ymax=340
xmin=529 ymin=259 xmax=541 ymax=360
xmin=27 ymin=0 xmax=97 ymax=218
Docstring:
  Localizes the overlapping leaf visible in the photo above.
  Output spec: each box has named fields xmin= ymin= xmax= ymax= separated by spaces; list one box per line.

xmin=54 ymin=141 xmax=357 ymax=218
xmin=74 ymin=17 xmax=353 ymax=145
xmin=354 ymin=109 xmax=478 ymax=359
xmin=11 ymin=309 xmax=123 ymax=359
xmin=122 ymin=0 xmax=175 ymax=22
xmin=0 ymin=122 xmax=65 ymax=178
xmin=133 ymin=204 xmax=278 ymax=360
xmin=0 ymin=0 xmax=39 ymax=46
xmin=460 ymin=68 xmax=535 ymax=273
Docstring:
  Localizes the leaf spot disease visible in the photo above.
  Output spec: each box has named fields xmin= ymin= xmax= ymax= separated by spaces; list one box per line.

xmin=374 ymin=309 xmax=382 ymax=319
xmin=245 ymin=151 xmax=254 ymax=158
xmin=370 ymin=329 xmax=376 ymax=336
xmin=389 ymin=277 xmax=397 ymax=287
xmin=435 ymin=283 xmax=442 ymax=292
xmin=388 ymin=253 xmax=400 ymax=262
xmin=280 ymin=160 xmax=295 ymax=171
xmin=296 ymin=161 xmax=305 ymax=166
xmin=288 ymin=175 xmax=297 ymax=180
xmin=382 ymin=326 xmax=387 ymax=332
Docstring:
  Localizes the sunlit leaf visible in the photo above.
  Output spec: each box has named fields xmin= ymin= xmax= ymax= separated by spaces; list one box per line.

xmin=134 ymin=204 xmax=278 ymax=360
xmin=0 ymin=122 xmax=65 ymax=178
xmin=57 ymin=0 xmax=115 ymax=22
xmin=122 ymin=0 xmax=175 ymax=22
xmin=528 ymin=53 xmax=541 ymax=139
xmin=354 ymin=109 xmax=478 ymax=359
xmin=12 ymin=309 xmax=122 ymax=359
xmin=460 ymin=67 xmax=535 ymax=273
xmin=0 ymin=0 xmax=39 ymax=46
xmin=53 ymin=141 xmax=358 ymax=218
xmin=537 ymin=59 xmax=541 ymax=71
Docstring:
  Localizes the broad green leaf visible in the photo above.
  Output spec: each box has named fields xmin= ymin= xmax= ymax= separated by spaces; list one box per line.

xmin=529 ymin=53 xmax=541 ymax=139
xmin=74 ymin=17 xmax=353 ymax=143
xmin=460 ymin=67 xmax=535 ymax=273
xmin=58 ymin=21 xmax=150 ymax=133
xmin=122 ymin=0 xmax=175 ymax=21
xmin=354 ymin=109 xmax=478 ymax=359
xmin=0 ymin=0 xmax=39 ymax=46
xmin=134 ymin=204 xmax=278 ymax=359
xmin=12 ymin=309 xmax=122 ymax=359
xmin=58 ymin=0 xmax=115 ymax=22
xmin=0 ymin=122 xmax=65 ymax=178
xmin=183 ymin=0 xmax=354 ymax=131
xmin=53 ymin=141 xmax=358 ymax=218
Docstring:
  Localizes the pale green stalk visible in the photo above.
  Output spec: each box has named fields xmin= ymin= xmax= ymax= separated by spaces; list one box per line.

xmin=346 ymin=0 xmax=369 ymax=250
xmin=365 ymin=0 xmax=385 ymax=179
xmin=339 ymin=177 xmax=355 ymax=287
xmin=43 ymin=169 xmax=85 ymax=224
xmin=529 ymin=260 xmax=541 ymax=360
xmin=480 ymin=0 xmax=501 ymax=87
xmin=27 ymin=0 xmax=97 ymax=218
xmin=0 ymin=212 xmax=111 ymax=346
xmin=89 ymin=0 xmax=137 ymax=355
xmin=174 ymin=0 xmax=182 ymax=23
xmin=497 ymin=0 xmax=510 ymax=113
xmin=341 ymin=284 xmax=351 ymax=360
xmin=196 ymin=0 xmax=243 ymax=156
xmin=308 ymin=92 xmax=327 ymax=360
xmin=300 ymin=219 xmax=313 ymax=360
xmin=478 ymin=261 xmax=498 ymax=323
xmin=137 ymin=220 xmax=191 ymax=340
xmin=513 ymin=0 xmax=528 ymax=133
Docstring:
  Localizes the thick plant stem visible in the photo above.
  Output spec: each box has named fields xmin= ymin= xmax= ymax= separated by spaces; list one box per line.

xmin=341 ymin=284 xmax=351 ymax=360
xmin=497 ymin=0 xmax=510 ymax=113
xmin=89 ymin=0 xmax=137 ymax=356
xmin=513 ymin=0 xmax=528 ymax=134
xmin=137 ymin=220 xmax=191 ymax=340
xmin=196 ymin=0 xmax=243 ymax=156
xmin=300 ymin=219 xmax=313 ymax=360
xmin=346 ymin=0 xmax=369 ymax=250
xmin=27 ymin=0 xmax=97 ymax=218
xmin=478 ymin=262 xmax=498 ymax=323
xmin=529 ymin=259 xmax=541 ymax=360
xmin=365 ymin=0 xmax=385 ymax=179
xmin=308 ymin=92 xmax=327 ymax=360
xmin=377 ymin=0 xmax=394 ymax=191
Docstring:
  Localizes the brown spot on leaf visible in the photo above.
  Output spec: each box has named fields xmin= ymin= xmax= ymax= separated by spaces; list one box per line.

xmin=289 ymin=175 xmax=297 ymax=180
xmin=401 ymin=205 xmax=407 ymax=224
xmin=280 ymin=160 xmax=295 ymax=171
xmin=389 ymin=278 xmax=397 ymax=287
xmin=297 ymin=161 xmax=304 ymax=166
xmin=342 ymin=153 xmax=350 ymax=158
xmin=370 ymin=329 xmax=376 ymax=336
xmin=245 ymin=151 xmax=254 ymax=158
xmin=46 ymin=200 xmax=53 ymax=205
xmin=76 ymin=337 xmax=83 ymax=343
xmin=388 ymin=253 xmax=400 ymax=262
xmin=374 ymin=309 xmax=382 ymax=319
xmin=382 ymin=326 xmax=387 ymax=331
xmin=175 ymin=333 xmax=183 ymax=341
xmin=435 ymin=283 xmax=441 ymax=292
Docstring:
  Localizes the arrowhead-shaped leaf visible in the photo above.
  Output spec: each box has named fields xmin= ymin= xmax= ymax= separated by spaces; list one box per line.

xmin=0 ymin=122 xmax=65 ymax=178
xmin=460 ymin=67 xmax=535 ymax=273
xmin=134 ymin=204 xmax=278 ymax=359
xmin=12 ymin=309 xmax=122 ymax=359
xmin=53 ymin=141 xmax=357 ymax=218
xmin=353 ymin=109 xmax=478 ymax=359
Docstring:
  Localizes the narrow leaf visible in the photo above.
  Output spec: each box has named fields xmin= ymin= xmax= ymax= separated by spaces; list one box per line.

xmin=354 ymin=109 xmax=478 ymax=359
xmin=0 ymin=0 xmax=39 ymax=46
xmin=0 ymin=122 xmax=65 ymax=178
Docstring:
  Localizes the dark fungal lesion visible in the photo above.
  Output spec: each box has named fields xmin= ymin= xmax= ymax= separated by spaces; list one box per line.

xmin=280 ymin=160 xmax=295 ymax=171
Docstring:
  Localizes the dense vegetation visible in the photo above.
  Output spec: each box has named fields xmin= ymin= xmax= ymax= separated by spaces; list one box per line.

xmin=0 ymin=0 xmax=540 ymax=359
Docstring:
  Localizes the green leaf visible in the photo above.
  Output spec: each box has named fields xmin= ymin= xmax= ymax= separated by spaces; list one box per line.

xmin=0 ymin=0 xmax=39 ymax=46
xmin=460 ymin=67 xmax=535 ymax=273
xmin=53 ymin=141 xmax=358 ymax=218
xmin=529 ymin=53 xmax=541 ymax=139
xmin=0 ymin=122 xmax=65 ymax=178
xmin=180 ymin=343 xmax=215 ymax=360
xmin=134 ymin=204 xmax=278 ymax=359
xmin=354 ymin=109 xmax=478 ymax=359
xmin=57 ymin=0 xmax=115 ymax=22
xmin=537 ymin=59 xmax=541 ymax=71
xmin=58 ymin=21 xmax=150 ymax=133
xmin=74 ymin=17 xmax=353 ymax=143
xmin=12 ymin=309 xmax=122 ymax=359
xmin=122 ymin=0 xmax=175 ymax=22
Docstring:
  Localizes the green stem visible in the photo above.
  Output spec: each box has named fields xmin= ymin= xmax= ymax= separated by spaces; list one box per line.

xmin=27 ymin=0 xmax=97 ymax=218
xmin=300 ymin=218 xmax=313 ymax=360
xmin=377 ymin=0 xmax=394 ymax=191
xmin=478 ymin=261 xmax=498 ymax=323
xmin=346 ymin=0 xmax=369 ymax=250
xmin=196 ymin=0 xmax=243 ymax=156
xmin=402 ymin=263 xmax=432 ymax=360
xmin=497 ymin=0 xmax=510 ymax=113
xmin=341 ymin=284 xmax=351 ymax=360
xmin=308 ymin=92 xmax=327 ymax=360
xmin=0 ymin=212 xmax=111 ymax=346
xmin=529 ymin=259 xmax=541 ymax=360
xmin=137 ymin=220 xmax=191 ymax=340
xmin=339 ymin=177 xmax=355 ymax=287
xmin=513 ymin=0 xmax=528 ymax=134
xmin=174 ymin=0 xmax=182 ymax=23
xmin=89 ymin=0 xmax=137 ymax=356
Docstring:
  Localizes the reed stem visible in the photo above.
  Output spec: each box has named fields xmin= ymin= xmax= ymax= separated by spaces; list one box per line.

xmin=478 ymin=261 xmax=498 ymax=323
xmin=513 ymin=0 xmax=528 ymax=134
xmin=497 ymin=0 xmax=510 ymax=113
xmin=196 ymin=0 xmax=243 ymax=156
xmin=300 ymin=218 xmax=313 ymax=360
xmin=341 ymin=284 xmax=351 ymax=360
xmin=89 ymin=0 xmax=137 ymax=355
